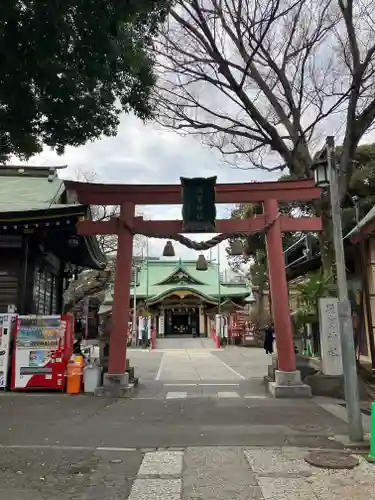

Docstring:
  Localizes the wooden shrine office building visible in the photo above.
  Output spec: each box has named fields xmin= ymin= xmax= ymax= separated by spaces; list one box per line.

xmin=0 ymin=165 xmax=106 ymax=315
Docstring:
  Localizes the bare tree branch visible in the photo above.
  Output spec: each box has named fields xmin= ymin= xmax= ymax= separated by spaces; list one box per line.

xmin=154 ymin=0 xmax=375 ymax=181
xmin=73 ymin=167 xmax=147 ymax=256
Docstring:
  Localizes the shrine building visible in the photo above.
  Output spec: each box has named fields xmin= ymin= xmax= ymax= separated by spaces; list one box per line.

xmin=0 ymin=165 xmax=106 ymax=315
xmin=100 ymin=258 xmax=253 ymax=336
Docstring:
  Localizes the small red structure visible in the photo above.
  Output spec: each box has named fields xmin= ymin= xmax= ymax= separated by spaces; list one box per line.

xmin=66 ymin=178 xmax=322 ymax=395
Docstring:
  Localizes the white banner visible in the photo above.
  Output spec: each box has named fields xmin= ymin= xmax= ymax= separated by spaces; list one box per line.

xmin=138 ymin=317 xmax=144 ymax=340
xmin=158 ymin=315 xmax=165 ymax=336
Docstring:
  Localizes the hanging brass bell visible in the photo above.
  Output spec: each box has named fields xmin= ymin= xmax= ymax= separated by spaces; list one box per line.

xmin=163 ymin=240 xmax=175 ymax=257
xmin=196 ymin=253 xmax=208 ymax=271
xmin=230 ymin=239 xmax=244 ymax=256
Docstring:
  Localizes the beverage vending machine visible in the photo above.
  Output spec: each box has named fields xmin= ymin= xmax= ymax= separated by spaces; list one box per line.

xmin=11 ymin=314 xmax=74 ymax=391
xmin=0 ymin=314 xmax=17 ymax=389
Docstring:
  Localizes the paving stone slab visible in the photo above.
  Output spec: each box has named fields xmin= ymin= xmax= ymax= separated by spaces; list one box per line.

xmin=217 ymin=391 xmax=240 ymax=398
xmin=257 ymin=477 xmax=318 ymax=500
xmin=246 ymin=447 xmax=375 ymax=500
xmin=128 ymin=478 xmax=181 ymax=500
xmin=138 ymin=451 xmax=184 ymax=477
xmin=166 ymin=392 xmax=187 ymax=399
xmin=309 ymin=474 xmax=375 ymax=500
xmin=244 ymin=447 xmax=313 ymax=475
xmin=182 ymin=447 xmax=261 ymax=500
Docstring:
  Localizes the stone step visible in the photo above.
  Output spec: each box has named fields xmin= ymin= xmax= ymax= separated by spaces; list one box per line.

xmin=95 ymin=382 xmax=136 ymax=398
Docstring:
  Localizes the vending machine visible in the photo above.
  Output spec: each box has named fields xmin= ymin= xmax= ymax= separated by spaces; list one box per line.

xmin=0 ymin=314 xmax=16 ymax=389
xmin=11 ymin=314 xmax=74 ymax=391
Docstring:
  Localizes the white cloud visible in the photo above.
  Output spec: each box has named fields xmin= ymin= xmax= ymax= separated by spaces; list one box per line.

xmin=20 ymin=113 xmax=280 ymax=267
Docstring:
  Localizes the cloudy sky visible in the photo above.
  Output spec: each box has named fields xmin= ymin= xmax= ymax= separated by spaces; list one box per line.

xmin=22 ymin=113 xmax=280 ymax=269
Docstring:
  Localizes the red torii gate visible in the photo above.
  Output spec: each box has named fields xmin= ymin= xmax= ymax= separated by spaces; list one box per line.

xmin=66 ymin=178 xmax=322 ymax=397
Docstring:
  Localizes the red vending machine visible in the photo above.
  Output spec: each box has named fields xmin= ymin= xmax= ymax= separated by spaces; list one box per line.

xmin=11 ymin=314 xmax=74 ymax=391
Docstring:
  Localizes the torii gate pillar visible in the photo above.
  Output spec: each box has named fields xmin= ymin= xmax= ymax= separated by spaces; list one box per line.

xmin=264 ymin=199 xmax=311 ymax=397
xmin=99 ymin=202 xmax=135 ymax=397
xmin=67 ymin=177 xmax=321 ymax=399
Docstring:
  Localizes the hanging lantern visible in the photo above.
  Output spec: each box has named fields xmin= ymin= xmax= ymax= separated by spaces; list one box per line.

xmin=230 ymin=239 xmax=244 ymax=256
xmin=196 ymin=254 xmax=208 ymax=271
xmin=163 ymin=240 xmax=175 ymax=257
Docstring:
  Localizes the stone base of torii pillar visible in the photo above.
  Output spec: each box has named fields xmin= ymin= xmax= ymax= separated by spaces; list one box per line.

xmin=95 ymin=362 xmax=139 ymax=398
xmin=265 ymin=355 xmax=312 ymax=398
xmin=268 ymin=370 xmax=312 ymax=398
xmin=95 ymin=372 xmax=137 ymax=398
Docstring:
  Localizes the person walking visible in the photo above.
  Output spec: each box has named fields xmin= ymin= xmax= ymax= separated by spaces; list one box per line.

xmin=73 ymin=336 xmax=83 ymax=355
xmin=263 ymin=324 xmax=275 ymax=355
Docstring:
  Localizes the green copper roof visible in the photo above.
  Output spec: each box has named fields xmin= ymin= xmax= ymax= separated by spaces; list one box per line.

xmin=130 ymin=259 xmax=251 ymax=303
xmin=0 ymin=167 xmax=106 ymax=270
xmin=0 ymin=172 xmax=65 ymax=213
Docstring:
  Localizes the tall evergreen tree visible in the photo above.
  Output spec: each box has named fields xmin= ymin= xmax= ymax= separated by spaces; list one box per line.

xmin=0 ymin=0 xmax=169 ymax=162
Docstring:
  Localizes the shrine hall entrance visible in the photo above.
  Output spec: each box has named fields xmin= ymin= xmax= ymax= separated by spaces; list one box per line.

xmin=165 ymin=307 xmax=200 ymax=337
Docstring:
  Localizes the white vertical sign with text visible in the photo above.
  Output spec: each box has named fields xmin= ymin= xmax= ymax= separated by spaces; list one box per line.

xmin=319 ymin=297 xmax=343 ymax=376
xmin=158 ymin=315 xmax=165 ymax=336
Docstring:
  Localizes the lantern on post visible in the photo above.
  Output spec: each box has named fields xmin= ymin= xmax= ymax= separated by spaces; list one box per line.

xmin=181 ymin=176 xmax=217 ymax=232
xmin=311 ymin=147 xmax=330 ymax=188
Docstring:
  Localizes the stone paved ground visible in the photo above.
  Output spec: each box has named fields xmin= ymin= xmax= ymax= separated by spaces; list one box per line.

xmin=0 ymin=344 xmax=373 ymax=498
xmin=0 ymin=446 xmax=373 ymax=499
xmin=0 ymin=393 xmax=350 ymax=448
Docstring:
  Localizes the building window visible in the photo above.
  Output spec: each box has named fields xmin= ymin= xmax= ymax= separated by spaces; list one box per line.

xmin=34 ymin=270 xmax=57 ymax=315
xmin=51 ymin=276 xmax=57 ymax=314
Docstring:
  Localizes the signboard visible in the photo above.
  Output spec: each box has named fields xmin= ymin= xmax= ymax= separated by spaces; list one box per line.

xmin=319 ymin=298 xmax=343 ymax=376
xmin=215 ymin=314 xmax=223 ymax=338
xmin=158 ymin=315 xmax=165 ymax=336
xmin=181 ymin=176 xmax=217 ymax=232
xmin=147 ymin=316 xmax=152 ymax=339
xmin=235 ymin=311 xmax=247 ymax=326
xmin=138 ymin=317 xmax=145 ymax=340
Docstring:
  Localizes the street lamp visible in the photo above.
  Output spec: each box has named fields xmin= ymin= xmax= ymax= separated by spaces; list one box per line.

xmin=312 ymin=156 xmax=330 ymax=188
xmin=311 ymin=136 xmax=363 ymax=442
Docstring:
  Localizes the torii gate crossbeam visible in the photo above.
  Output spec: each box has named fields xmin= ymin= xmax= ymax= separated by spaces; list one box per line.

xmin=66 ymin=179 xmax=322 ymax=398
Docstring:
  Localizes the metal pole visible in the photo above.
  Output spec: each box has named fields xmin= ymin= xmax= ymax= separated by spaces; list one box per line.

xmin=132 ymin=264 xmax=137 ymax=346
xmin=146 ymin=238 xmax=150 ymax=340
xmin=146 ymin=238 xmax=149 ymax=299
xmin=218 ymin=245 xmax=221 ymax=314
xmin=218 ymin=245 xmax=223 ymax=343
xmin=84 ymin=297 xmax=89 ymax=340
xmin=326 ymin=136 xmax=363 ymax=442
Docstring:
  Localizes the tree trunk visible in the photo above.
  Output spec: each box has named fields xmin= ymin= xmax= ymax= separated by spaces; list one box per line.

xmin=257 ymin=284 xmax=267 ymax=328
xmin=255 ymin=251 xmax=268 ymax=327
xmin=316 ymin=194 xmax=335 ymax=287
